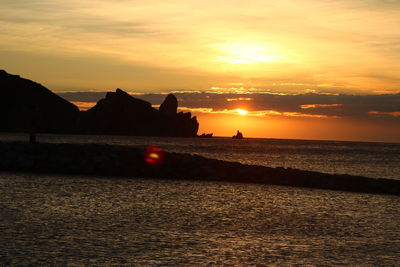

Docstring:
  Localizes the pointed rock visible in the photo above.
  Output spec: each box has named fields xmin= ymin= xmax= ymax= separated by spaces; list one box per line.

xmin=159 ymin=94 xmax=178 ymax=116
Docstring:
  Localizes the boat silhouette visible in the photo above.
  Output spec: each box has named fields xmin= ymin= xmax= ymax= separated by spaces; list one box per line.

xmin=232 ymin=130 xmax=243 ymax=139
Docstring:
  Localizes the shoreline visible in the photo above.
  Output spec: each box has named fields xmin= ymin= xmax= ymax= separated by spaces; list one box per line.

xmin=0 ymin=141 xmax=399 ymax=195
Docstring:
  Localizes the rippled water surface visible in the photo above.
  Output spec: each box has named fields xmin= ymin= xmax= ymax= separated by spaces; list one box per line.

xmin=1 ymin=133 xmax=399 ymax=180
xmin=1 ymin=173 xmax=399 ymax=266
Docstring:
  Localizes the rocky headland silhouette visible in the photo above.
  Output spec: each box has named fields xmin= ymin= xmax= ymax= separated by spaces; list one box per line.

xmin=78 ymin=89 xmax=198 ymax=137
xmin=0 ymin=70 xmax=79 ymax=133
xmin=0 ymin=70 xmax=198 ymax=137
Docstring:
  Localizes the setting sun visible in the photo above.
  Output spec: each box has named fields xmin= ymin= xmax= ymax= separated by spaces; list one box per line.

xmin=236 ymin=108 xmax=249 ymax=115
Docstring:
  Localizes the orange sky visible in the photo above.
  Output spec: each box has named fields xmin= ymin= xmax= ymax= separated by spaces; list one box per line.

xmin=1 ymin=0 xmax=400 ymax=141
xmin=196 ymin=113 xmax=398 ymax=142
xmin=2 ymin=0 xmax=400 ymax=93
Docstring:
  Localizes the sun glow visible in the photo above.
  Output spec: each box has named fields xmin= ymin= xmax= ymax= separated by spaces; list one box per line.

xmin=213 ymin=43 xmax=281 ymax=64
xmin=236 ymin=108 xmax=249 ymax=115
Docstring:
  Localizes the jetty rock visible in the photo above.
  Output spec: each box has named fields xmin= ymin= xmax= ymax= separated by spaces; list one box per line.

xmin=0 ymin=70 xmax=79 ymax=133
xmin=78 ymin=88 xmax=198 ymax=137
xmin=1 ymin=141 xmax=399 ymax=196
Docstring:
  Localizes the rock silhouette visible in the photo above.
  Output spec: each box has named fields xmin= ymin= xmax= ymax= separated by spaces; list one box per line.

xmin=199 ymin=133 xmax=213 ymax=138
xmin=0 ymin=70 xmax=79 ymax=133
xmin=159 ymin=93 xmax=178 ymax=116
xmin=78 ymin=88 xmax=198 ymax=137
xmin=0 ymin=70 xmax=199 ymax=137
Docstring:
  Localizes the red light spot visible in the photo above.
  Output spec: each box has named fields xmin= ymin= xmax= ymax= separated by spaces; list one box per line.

xmin=144 ymin=145 xmax=164 ymax=166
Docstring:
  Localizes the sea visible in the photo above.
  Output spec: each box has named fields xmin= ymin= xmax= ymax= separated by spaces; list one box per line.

xmin=0 ymin=134 xmax=399 ymax=265
xmin=1 ymin=133 xmax=399 ymax=180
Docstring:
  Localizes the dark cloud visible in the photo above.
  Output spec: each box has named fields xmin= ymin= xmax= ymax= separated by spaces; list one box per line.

xmin=58 ymin=91 xmax=400 ymax=121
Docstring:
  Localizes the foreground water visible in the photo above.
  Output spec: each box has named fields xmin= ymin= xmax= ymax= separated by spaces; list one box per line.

xmin=1 ymin=133 xmax=399 ymax=180
xmin=1 ymin=173 xmax=399 ymax=266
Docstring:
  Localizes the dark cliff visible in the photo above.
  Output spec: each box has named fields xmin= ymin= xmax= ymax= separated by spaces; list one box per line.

xmin=78 ymin=89 xmax=198 ymax=137
xmin=0 ymin=70 xmax=199 ymax=137
xmin=0 ymin=70 xmax=79 ymax=133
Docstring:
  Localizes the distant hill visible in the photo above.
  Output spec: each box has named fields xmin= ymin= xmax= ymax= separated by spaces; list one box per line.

xmin=0 ymin=70 xmax=79 ymax=133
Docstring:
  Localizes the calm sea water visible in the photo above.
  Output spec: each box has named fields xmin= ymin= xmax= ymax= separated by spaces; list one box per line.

xmin=1 ymin=172 xmax=399 ymax=266
xmin=1 ymin=133 xmax=399 ymax=180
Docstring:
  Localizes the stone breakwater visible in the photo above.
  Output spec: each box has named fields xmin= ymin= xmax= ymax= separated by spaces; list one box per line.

xmin=0 ymin=141 xmax=399 ymax=195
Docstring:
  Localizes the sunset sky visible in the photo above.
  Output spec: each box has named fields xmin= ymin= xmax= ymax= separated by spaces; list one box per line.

xmin=1 ymin=0 xmax=400 ymax=142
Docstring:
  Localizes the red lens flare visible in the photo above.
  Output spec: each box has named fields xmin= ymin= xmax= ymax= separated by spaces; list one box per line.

xmin=144 ymin=145 xmax=165 ymax=166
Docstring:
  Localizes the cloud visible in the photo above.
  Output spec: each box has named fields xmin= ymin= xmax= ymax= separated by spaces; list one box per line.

xmin=368 ymin=111 xmax=400 ymax=117
xmin=300 ymin=104 xmax=343 ymax=109
xmin=179 ymin=107 xmax=333 ymax=119
xmin=226 ymin=97 xmax=253 ymax=102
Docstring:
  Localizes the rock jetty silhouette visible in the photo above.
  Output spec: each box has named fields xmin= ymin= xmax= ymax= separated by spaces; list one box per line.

xmin=0 ymin=141 xmax=399 ymax=196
